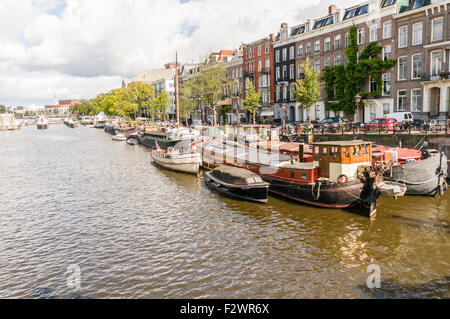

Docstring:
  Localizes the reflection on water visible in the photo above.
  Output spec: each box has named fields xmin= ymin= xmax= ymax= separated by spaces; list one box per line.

xmin=0 ymin=125 xmax=449 ymax=298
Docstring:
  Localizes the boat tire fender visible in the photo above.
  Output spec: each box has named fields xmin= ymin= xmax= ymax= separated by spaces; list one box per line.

xmin=337 ymin=174 xmax=348 ymax=184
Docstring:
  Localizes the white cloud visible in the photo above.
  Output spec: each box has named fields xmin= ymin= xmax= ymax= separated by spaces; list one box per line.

xmin=0 ymin=0 xmax=357 ymax=106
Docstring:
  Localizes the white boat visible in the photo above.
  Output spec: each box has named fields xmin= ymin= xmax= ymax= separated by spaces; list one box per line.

xmin=151 ymin=148 xmax=201 ymax=174
xmin=112 ymin=134 xmax=127 ymax=141
xmin=36 ymin=116 xmax=49 ymax=130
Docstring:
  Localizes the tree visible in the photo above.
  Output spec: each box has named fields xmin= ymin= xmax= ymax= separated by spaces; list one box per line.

xmin=195 ymin=64 xmax=230 ymax=126
xmin=126 ymin=82 xmax=156 ymax=119
xmin=0 ymin=105 xmax=6 ymax=114
xmin=242 ymin=80 xmax=261 ymax=124
xmin=322 ymin=25 xmax=396 ymax=117
xmin=154 ymin=90 xmax=172 ymax=122
xmin=179 ymin=81 xmax=197 ymax=121
xmin=293 ymin=57 xmax=323 ymax=123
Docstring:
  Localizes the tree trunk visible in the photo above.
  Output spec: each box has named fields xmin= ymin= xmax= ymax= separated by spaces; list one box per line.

xmin=253 ymin=112 xmax=256 ymax=125
xmin=213 ymin=107 xmax=217 ymax=127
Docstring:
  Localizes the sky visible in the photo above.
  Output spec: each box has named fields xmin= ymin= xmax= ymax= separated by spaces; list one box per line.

xmin=0 ymin=0 xmax=357 ymax=107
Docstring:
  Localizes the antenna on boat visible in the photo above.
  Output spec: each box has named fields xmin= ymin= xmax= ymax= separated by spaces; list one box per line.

xmin=176 ymin=51 xmax=180 ymax=138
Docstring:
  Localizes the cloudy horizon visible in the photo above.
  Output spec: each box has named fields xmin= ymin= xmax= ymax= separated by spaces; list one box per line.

xmin=0 ymin=0 xmax=357 ymax=107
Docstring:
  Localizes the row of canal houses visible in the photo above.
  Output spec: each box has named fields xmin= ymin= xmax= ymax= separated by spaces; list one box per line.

xmin=126 ymin=0 xmax=450 ymax=124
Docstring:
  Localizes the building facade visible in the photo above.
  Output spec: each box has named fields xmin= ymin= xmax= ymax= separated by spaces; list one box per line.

xmin=243 ymin=34 xmax=276 ymax=122
xmin=224 ymin=49 xmax=245 ymax=124
xmin=272 ymin=0 xmax=449 ymax=123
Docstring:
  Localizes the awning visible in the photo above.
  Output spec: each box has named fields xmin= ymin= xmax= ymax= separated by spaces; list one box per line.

xmin=260 ymin=111 xmax=274 ymax=117
xmin=218 ymin=98 xmax=232 ymax=106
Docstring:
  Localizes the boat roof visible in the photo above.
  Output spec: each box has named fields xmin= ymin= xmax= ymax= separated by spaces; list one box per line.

xmin=312 ymin=140 xmax=372 ymax=147
xmin=213 ymin=165 xmax=258 ymax=179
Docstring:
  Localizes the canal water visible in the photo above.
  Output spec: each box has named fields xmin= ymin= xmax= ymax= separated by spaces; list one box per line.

xmin=0 ymin=125 xmax=449 ymax=299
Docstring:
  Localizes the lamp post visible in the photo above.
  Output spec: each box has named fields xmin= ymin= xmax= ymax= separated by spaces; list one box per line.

xmin=354 ymin=93 xmax=362 ymax=124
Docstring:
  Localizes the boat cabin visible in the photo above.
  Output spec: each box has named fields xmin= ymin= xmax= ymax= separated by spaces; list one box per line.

xmin=312 ymin=141 xmax=372 ymax=180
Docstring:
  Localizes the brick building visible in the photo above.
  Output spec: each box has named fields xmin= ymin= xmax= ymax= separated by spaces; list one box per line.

xmin=272 ymin=0 xmax=449 ymax=123
xmin=243 ymin=34 xmax=277 ymax=122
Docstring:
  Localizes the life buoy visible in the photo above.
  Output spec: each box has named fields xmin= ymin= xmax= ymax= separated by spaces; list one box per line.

xmin=337 ymin=174 xmax=348 ymax=184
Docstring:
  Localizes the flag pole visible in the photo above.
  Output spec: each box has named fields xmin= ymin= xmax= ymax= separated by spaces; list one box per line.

xmin=176 ymin=52 xmax=180 ymax=138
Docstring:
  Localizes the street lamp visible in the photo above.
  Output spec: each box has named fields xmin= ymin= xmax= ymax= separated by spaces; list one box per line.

xmin=354 ymin=93 xmax=362 ymax=124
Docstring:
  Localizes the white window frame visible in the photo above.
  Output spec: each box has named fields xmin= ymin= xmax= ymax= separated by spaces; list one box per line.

xmin=411 ymin=54 xmax=422 ymax=80
xmin=289 ymin=64 xmax=295 ymax=79
xmin=265 ymin=43 xmax=269 ymax=54
xmin=411 ymin=89 xmax=422 ymax=112
xmin=383 ymin=45 xmax=391 ymax=61
xmin=289 ymin=46 xmax=295 ymax=60
xmin=258 ymin=60 xmax=262 ymax=72
xmin=397 ymin=90 xmax=407 ymax=111
xmin=412 ymin=22 xmax=423 ymax=46
xmin=398 ymin=56 xmax=408 ymax=81
xmin=431 ymin=17 xmax=443 ymax=42
xmin=275 ymin=50 xmax=280 ymax=63
xmin=382 ymin=73 xmax=391 ymax=96
xmin=258 ymin=45 xmax=262 ymax=56
xmin=298 ymin=44 xmax=303 ymax=57
xmin=398 ymin=26 xmax=408 ymax=48
xmin=430 ymin=50 xmax=443 ymax=76
xmin=276 ymin=67 xmax=280 ymax=80
xmin=383 ymin=21 xmax=392 ymax=39
xmin=314 ymin=40 xmax=320 ymax=53
xmin=282 ymin=48 xmax=287 ymax=61
xmin=324 ymin=37 xmax=331 ymax=52
xmin=334 ymin=34 xmax=341 ymax=49
xmin=334 ymin=55 xmax=341 ymax=66
xmin=370 ymin=25 xmax=378 ymax=42
xmin=314 ymin=60 xmax=320 ymax=73
xmin=357 ymin=28 xmax=365 ymax=45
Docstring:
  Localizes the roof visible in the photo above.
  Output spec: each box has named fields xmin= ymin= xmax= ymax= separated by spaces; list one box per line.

xmin=313 ymin=140 xmax=372 ymax=146
xmin=123 ymin=68 xmax=176 ymax=86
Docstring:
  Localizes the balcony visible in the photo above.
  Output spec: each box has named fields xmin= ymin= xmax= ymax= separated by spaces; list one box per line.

xmin=244 ymin=71 xmax=254 ymax=78
xmin=261 ymin=68 xmax=270 ymax=74
xmin=421 ymin=73 xmax=450 ymax=82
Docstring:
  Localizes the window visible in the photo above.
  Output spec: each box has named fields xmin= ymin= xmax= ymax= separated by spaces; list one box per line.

xmin=276 ymin=67 xmax=280 ymax=80
xmin=383 ymin=103 xmax=391 ymax=115
xmin=370 ymin=104 xmax=377 ymax=121
xmin=324 ymin=57 xmax=331 ymax=67
xmin=370 ymin=77 xmax=377 ymax=93
xmin=412 ymin=23 xmax=422 ymax=45
xmin=398 ymin=57 xmax=408 ymax=80
xmin=265 ymin=58 xmax=270 ymax=69
xmin=431 ymin=51 xmax=443 ymax=76
xmin=258 ymin=45 xmax=262 ymax=56
xmin=382 ymin=73 xmax=391 ymax=95
xmin=334 ymin=35 xmax=341 ymax=49
xmin=324 ymin=38 xmax=331 ymax=52
xmin=283 ymin=85 xmax=287 ymax=99
xmin=289 ymin=64 xmax=295 ymax=79
xmin=314 ymin=40 xmax=320 ymax=53
xmin=282 ymin=48 xmax=287 ymax=61
xmin=398 ymin=91 xmax=407 ymax=111
xmin=412 ymin=54 xmax=422 ymax=79
xmin=306 ymin=42 xmax=311 ymax=56
xmin=258 ymin=60 xmax=262 ymax=72
xmin=358 ymin=28 xmax=365 ymax=45
xmin=345 ymin=32 xmax=350 ymax=47
xmin=398 ymin=26 xmax=408 ymax=48
xmin=282 ymin=65 xmax=287 ymax=78
xmin=275 ymin=50 xmax=280 ymax=63
xmin=248 ymin=48 xmax=252 ymax=58
xmin=383 ymin=21 xmax=392 ymax=39
xmin=289 ymin=46 xmax=295 ymax=60
xmin=383 ymin=45 xmax=391 ymax=61
xmin=265 ymin=43 xmax=269 ymax=54
xmin=298 ymin=65 xmax=304 ymax=78
xmin=276 ymin=86 xmax=280 ymax=100
xmin=314 ymin=60 xmax=320 ymax=73
xmin=370 ymin=26 xmax=378 ymax=42
xmin=432 ymin=17 xmax=444 ymax=42
xmin=289 ymin=84 xmax=294 ymax=101
xmin=334 ymin=55 xmax=341 ymax=66
xmin=298 ymin=44 xmax=303 ymax=57
xmin=411 ymin=89 xmax=422 ymax=112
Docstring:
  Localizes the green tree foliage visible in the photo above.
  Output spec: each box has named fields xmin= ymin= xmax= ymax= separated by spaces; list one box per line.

xmin=322 ymin=25 xmax=396 ymax=116
xmin=0 ymin=105 xmax=6 ymax=114
xmin=195 ymin=64 xmax=230 ymax=126
xmin=293 ymin=57 xmax=323 ymax=122
xmin=242 ymin=80 xmax=261 ymax=124
xmin=154 ymin=90 xmax=172 ymax=121
xmin=179 ymin=81 xmax=197 ymax=120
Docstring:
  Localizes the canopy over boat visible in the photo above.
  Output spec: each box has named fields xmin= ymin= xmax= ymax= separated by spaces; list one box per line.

xmin=96 ymin=111 xmax=108 ymax=122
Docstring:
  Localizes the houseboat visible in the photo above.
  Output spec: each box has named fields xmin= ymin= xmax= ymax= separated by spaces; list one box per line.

xmin=36 ymin=116 xmax=49 ymax=130
xmin=200 ymin=138 xmax=385 ymax=217
xmin=152 ymin=147 xmax=201 ymax=174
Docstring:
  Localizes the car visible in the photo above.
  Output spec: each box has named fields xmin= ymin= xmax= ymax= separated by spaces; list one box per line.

xmin=314 ymin=117 xmax=347 ymax=128
xmin=385 ymin=112 xmax=414 ymax=124
xmin=364 ymin=118 xmax=400 ymax=132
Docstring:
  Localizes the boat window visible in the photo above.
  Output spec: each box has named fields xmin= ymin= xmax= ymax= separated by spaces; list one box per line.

xmin=322 ymin=147 xmax=328 ymax=156
xmin=301 ymin=172 xmax=307 ymax=180
xmin=253 ymin=176 xmax=263 ymax=183
xmin=353 ymin=146 xmax=360 ymax=156
xmin=290 ymin=171 xmax=295 ymax=179
xmin=314 ymin=146 xmax=319 ymax=155
xmin=362 ymin=144 xmax=369 ymax=155
xmin=343 ymin=147 xmax=350 ymax=158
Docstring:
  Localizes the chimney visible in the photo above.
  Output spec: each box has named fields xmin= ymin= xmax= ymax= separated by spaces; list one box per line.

xmin=269 ymin=33 xmax=276 ymax=41
xmin=280 ymin=22 xmax=288 ymax=29
xmin=299 ymin=143 xmax=305 ymax=162
xmin=328 ymin=5 xmax=337 ymax=15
